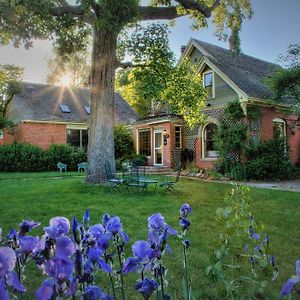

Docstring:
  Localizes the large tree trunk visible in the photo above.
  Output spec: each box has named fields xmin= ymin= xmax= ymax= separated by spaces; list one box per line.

xmin=86 ymin=30 xmax=118 ymax=183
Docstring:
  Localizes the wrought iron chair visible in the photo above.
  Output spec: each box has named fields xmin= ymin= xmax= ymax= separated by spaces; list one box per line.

xmin=77 ymin=162 xmax=88 ymax=172
xmin=104 ymin=161 xmax=127 ymax=192
xmin=160 ymin=163 xmax=181 ymax=193
xmin=57 ymin=162 xmax=67 ymax=173
xmin=127 ymin=166 xmax=147 ymax=192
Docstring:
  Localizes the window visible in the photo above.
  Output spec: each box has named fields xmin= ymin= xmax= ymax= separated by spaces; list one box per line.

xmin=273 ymin=118 xmax=286 ymax=139
xmin=84 ymin=106 xmax=90 ymax=114
xmin=0 ymin=130 xmax=3 ymax=139
xmin=202 ymin=123 xmax=218 ymax=158
xmin=138 ymin=129 xmax=151 ymax=156
xmin=67 ymin=129 xmax=88 ymax=151
xmin=203 ymin=71 xmax=213 ymax=87
xmin=203 ymin=71 xmax=214 ymax=98
xmin=174 ymin=126 xmax=182 ymax=148
xmin=60 ymin=104 xmax=71 ymax=113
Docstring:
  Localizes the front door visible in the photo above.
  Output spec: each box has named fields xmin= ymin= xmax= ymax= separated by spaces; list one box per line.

xmin=154 ymin=130 xmax=163 ymax=166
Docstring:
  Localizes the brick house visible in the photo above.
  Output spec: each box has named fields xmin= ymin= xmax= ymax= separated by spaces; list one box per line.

xmin=132 ymin=39 xmax=300 ymax=169
xmin=0 ymin=83 xmax=138 ymax=150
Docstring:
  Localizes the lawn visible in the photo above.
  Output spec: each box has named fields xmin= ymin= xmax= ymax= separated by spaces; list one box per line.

xmin=0 ymin=173 xmax=299 ymax=299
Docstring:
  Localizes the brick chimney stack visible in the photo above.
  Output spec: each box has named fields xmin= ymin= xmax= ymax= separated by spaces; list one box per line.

xmin=180 ymin=45 xmax=186 ymax=55
xmin=228 ymin=34 xmax=234 ymax=51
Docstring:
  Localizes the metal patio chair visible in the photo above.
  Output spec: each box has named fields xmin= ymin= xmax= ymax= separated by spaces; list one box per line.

xmin=160 ymin=163 xmax=182 ymax=193
xmin=57 ymin=162 xmax=67 ymax=173
xmin=104 ymin=161 xmax=128 ymax=192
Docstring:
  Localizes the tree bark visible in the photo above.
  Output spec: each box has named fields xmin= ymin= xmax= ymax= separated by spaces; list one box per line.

xmin=86 ymin=29 xmax=118 ymax=183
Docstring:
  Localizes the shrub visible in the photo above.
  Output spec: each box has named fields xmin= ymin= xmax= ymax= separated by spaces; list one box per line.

xmin=45 ymin=144 xmax=86 ymax=171
xmin=0 ymin=143 xmax=86 ymax=172
xmin=130 ymin=154 xmax=147 ymax=166
xmin=114 ymin=125 xmax=134 ymax=160
xmin=0 ymin=143 xmax=46 ymax=172
xmin=245 ymin=138 xmax=295 ymax=180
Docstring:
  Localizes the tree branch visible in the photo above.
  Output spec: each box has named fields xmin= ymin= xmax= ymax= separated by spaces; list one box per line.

xmin=139 ymin=0 xmax=221 ymax=21
xmin=139 ymin=6 xmax=183 ymax=21
xmin=175 ymin=0 xmax=220 ymax=18
xmin=51 ymin=5 xmax=95 ymax=23
xmin=116 ymin=61 xmax=145 ymax=69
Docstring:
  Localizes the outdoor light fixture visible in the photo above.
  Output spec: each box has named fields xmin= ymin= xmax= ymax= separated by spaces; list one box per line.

xmin=163 ymin=130 xmax=169 ymax=145
xmin=163 ymin=130 xmax=170 ymax=139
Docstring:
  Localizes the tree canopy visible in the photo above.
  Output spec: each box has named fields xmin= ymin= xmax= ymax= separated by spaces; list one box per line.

xmin=0 ymin=0 xmax=253 ymax=183
xmin=267 ymin=44 xmax=300 ymax=111
xmin=0 ymin=64 xmax=23 ymax=131
xmin=47 ymin=46 xmax=91 ymax=88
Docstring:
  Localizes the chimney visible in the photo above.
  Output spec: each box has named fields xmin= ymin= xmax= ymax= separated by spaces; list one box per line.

xmin=228 ymin=34 xmax=234 ymax=51
xmin=180 ymin=45 xmax=186 ymax=55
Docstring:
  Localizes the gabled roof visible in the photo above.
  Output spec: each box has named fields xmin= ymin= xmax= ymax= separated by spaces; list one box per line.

xmin=8 ymin=83 xmax=138 ymax=125
xmin=185 ymin=39 xmax=281 ymax=99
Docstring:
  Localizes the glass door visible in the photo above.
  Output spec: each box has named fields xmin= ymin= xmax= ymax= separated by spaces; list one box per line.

xmin=154 ymin=130 xmax=163 ymax=166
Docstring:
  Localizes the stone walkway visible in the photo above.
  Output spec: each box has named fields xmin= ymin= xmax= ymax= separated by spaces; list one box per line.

xmin=244 ymin=180 xmax=300 ymax=193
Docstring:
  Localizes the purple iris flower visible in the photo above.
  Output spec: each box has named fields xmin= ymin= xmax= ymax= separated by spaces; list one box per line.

xmin=19 ymin=220 xmax=40 ymax=236
xmin=83 ymin=209 xmax=90 ymax=230
xmin=84 ymin=285 xmax=102 ymax=300
xmin=44 ymin=217 xmax=70 ymax=238
xmin=252 ymin=233 xmax=260 ymax=240
xmin=281 ymin=259 xmax=300 ymax=297
xmin=6 ymin=228 xmax=17 ymax=240
xmin=134 ymin=278 xmax=158 ymax=299
xmin=148 ymin=213 xmax=165 ymax=230
xmin=270 ymin=255 xmax=275 ymax=268
xmin=65 ymin=277 xmax=77 ymax=297
xmin=56 ymin=236 xmax=75 ymax=257
xmin=35 ymin=278 xmax=56 ymax=300
xmin=19 ymin=236 xmax=39 ymax=253
xmin=180 ymin=218 xmax=190 ymax=230
xmin=180 ymin=204 xmax=192 ymax=218
xmin=106 ymin=217 xmax=122 ymax=235
xmin=183 ymin=239 xmax=190 ymax=248
xmin=72 ymin=216 xmax=82 ymax=244
xmin=45 ymin=256 xmax=73 ymax=281
xmin=74 ymin=249 xmax=83 ymax=277
xmin=0 ymin=247 xmax=26 ymax=298
xmin=89 ymin=224 xmax=105 ymax=240
xmin=132 ymin=240 xmax=150 ymax=260
xmin=88 ymin=246 xmax=104 ymax=263
xmin=264 ymin=234 xmax=270 ymax=247
xmin=122 ymin=257 xmax=140 ymax=274
xmin=102 ymin=214 xmax=110 ymax=227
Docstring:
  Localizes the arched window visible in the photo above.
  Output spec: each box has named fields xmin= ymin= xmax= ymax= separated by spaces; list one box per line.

xmin=273 ymin=118 xmax=286 ymax=139
xmin=202 ymin=123 xmax=218 ymax=158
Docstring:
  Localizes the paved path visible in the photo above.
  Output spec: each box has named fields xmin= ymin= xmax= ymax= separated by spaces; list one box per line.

xmin=185 ymin=176 xmax=300 ymax=193
xmin=244 ymin=180 xmax=300 ymax=193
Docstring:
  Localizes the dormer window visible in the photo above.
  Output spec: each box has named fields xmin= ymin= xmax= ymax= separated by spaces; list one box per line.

xmin=60 ymin=104 xmax=71 ymax=113
xmin=203 ymin=71 xmax=214 ymax=99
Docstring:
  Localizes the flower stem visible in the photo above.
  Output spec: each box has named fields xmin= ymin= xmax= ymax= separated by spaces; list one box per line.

xmin=116 ymin=240 xmax=126 ymax=300
xmin=183 ymin=244 xmax=190 ymax=300
xmin=160 ymin=264 xmax=165 ymax=298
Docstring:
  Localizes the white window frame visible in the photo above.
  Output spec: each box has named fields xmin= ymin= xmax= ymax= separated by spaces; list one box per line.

xmin=174 ymin=125 xmax=182 ymax=148
xmin=66 ymin=126 xmax=89 ymax=149
xmin=202 ymin=70 xmax=215 ymax=98
xmin=273 ymin=118 xmax=286 ymax=138
xmin=201 ymin=122 xmax=218 ymax=160
xmin=136 ymin=128 xmax=151 ymax=157
xmin=0 ymin=130 xmax=3 ymax=139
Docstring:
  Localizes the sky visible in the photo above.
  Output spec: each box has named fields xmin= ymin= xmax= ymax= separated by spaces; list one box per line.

xmin=0 ymin=0 xmax=299 ymax=84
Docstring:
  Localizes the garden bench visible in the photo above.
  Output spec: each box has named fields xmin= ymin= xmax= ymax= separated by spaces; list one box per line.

xmin=57 ymin=162 xmax=67 ymax=173
xmin=77 ymin=162 xmax=88 ymax=172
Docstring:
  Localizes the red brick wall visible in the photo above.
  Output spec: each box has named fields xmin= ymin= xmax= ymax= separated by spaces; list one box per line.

xmin=2 ymin=122 xmax=67 ymax=150
xmin=261 ymin=107 xmax=300 ymax=165
xmin=195 ymin=137 xmax=216 ymax=169
xmin=133 ymin=121 xmax=183 ymax=167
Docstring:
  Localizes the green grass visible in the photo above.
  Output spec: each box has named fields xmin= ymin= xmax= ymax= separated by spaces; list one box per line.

xmin=0 ymin=173 xmax=299 ymax=299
